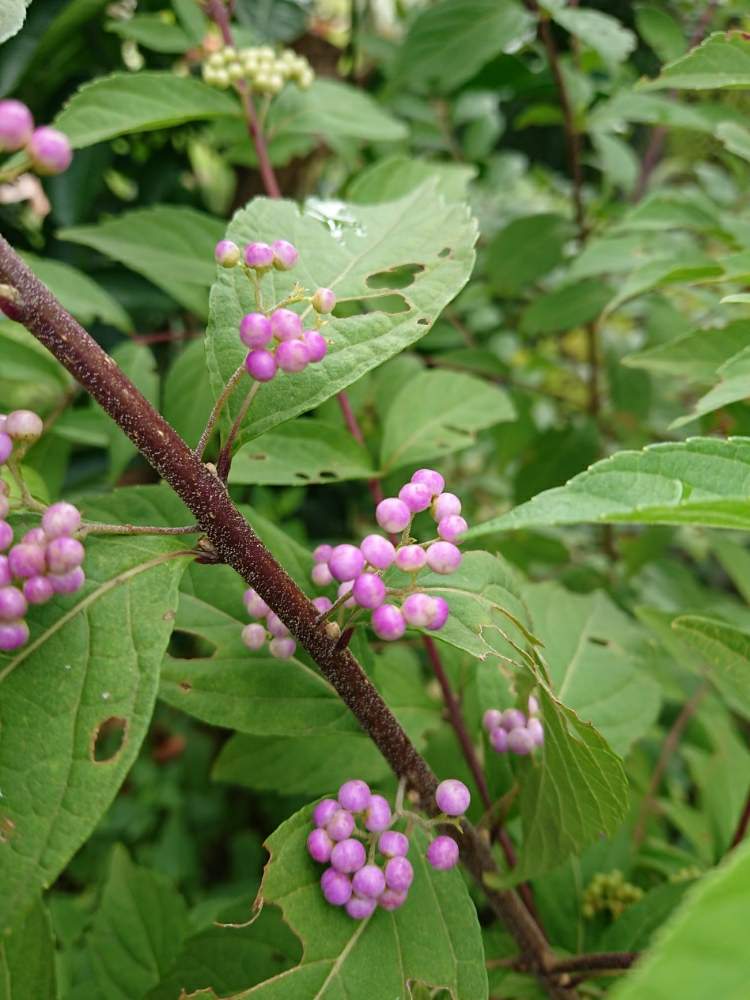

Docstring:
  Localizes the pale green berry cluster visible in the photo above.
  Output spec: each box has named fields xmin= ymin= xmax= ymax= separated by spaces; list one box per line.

xmin=581 ymin=870 xmax=643 ymax=920
xmin=202 ymin=45 xmax=314 ymax=95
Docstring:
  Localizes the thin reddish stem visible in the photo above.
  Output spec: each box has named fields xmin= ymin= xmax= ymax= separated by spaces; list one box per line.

xmin=337 ymin=391 xmax=384 ymax=506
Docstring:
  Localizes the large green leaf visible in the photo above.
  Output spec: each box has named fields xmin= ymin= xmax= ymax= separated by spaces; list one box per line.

xmin=642 ymin=32 xmax=750 ymax=91
xmin=206 ymin=185 xmax=476 ymax=444
xmin=20 ymin=253 xmax=132 ymax=331
xmin=542 ymin=1 xmax=636 ymax=65
xmin=55 ymin=71 xmax=239 ymax=147
xmin=267 ymin=79 xmax=407 ymax=143
xmin=0 ymin=898 xmax=56 ymax=1000
xmin=611 ymin=840 xmax=750 ymax=999
xmin=391 ymin=0 xmax=533 ymax=92
xmin=467 ymin=438 xmax=750 ymax=537
xmin=671 ymin=615 xmax=750 ymax=719
xmin=379 ymin=369 xmax=514 ymax=472
xmin=0 ymin=532 xmax=187 ymax=933
xmin=486 ymin=213 xmax=574 ymax=297
xmin=234 ymin=806 xmax=487 ymax=999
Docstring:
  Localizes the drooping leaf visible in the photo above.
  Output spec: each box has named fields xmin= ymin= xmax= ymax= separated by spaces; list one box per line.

xmin=267 ymin=79 xmax=407 ymax=144
xmin=485 ymin=213 xmax=574 ymax=297
xmin=206 ymin=184 xmax=476 ymax=444
xmin=0 ymin=898 xmax=56 ymax=1000
xmin=641 ymin=32 xmax=750 ymax=91
xmin=670 ymin=615 xmax=750 ymax=719
xmin=623 ymin=321 xmax=750 ymax=381
xmin=671 ymin=346 xmax=750 ymax=428
xmin=635 ymin=5 xmax=687 ymax=64
xmin=20 ymin=252 xmax=132 ymax=331
xmin=542 ymin=1 xmax=636 ymax=65
xmin=520 ymin=278 xmax=611 ymax=335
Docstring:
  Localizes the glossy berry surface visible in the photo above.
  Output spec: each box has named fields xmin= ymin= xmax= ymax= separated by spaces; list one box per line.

xmin=435 ymin=779 xmax=471 ymax=817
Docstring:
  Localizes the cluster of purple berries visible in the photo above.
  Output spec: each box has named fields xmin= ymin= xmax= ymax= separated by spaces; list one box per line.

xmin=0 ymin=100 xmax=72 ymax=175
xmin=214 ymin=237 xmax=335 ymax=383
xmin=482 ymin=696 xmax=544 ymax=755
xmin=308 ymin=779 xmax=470 ymax=921
xmin=311 ymin=469 xmax=466 ymax=640
xmin=241 ymin=587 xmax=302 ymax=659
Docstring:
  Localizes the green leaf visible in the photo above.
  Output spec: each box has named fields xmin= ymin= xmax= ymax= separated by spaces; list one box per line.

xmin=589 ymin=91 xmax=719 ymax=134
xmin=0 ymin=898 xmax=56 ymax=1000
xmin=671 ymin=616 xmax=750 ymax=719
xmin=229 ymin=420 xmax=375 ymax=486
xmin=611 ymin=840 xmax=750 ymax=999
xmin=0 ymin=320 xmax=70 ymax=412
xmin=55 ymin=71 xmax=239 ymax=147
xmin=349 ymin=156 xmax=475 ymax=205
xmin=20 ymin=253 xmax=132 ymax=331
xmin=623 ymin=321 xmax=750 ymax=381
xmin=486 ymin=213 xmax=574 ymax=297
xmin=108 ymin=342 xmax=159 ymax=480
xmin=162 ymin=340 xmax=216 ymax=448
xmin=0 ymin=0 xmax=30 ymax=44
xmin=392 ymin=0 xmax=533 ymax=92
xmin=0 ymin=532 xmax=187 ymax=933
xmin=106 ymin=14 xmax=192 ymax=53
xmin=524 ymin=583 xmax=660 ymax=756
xmin=88 ymin=846 xmax=188 ymax=1000
xmin=641 ymin=32 xmax=750 ymax=91
xmin=206 ymin=185 xmax=477 ymax=444
xmin=671 ymin=345 xmax=750 ymax=428
xmin=543 ymin=2 xmax=636 ymax=65
xmin=268 ymin=79 xmax=407 ymax=143
xmin=467 ymin=438 xmax=750 ymax=538
xmin=715 ymin=121 xmax=750 ymax=162
xmin=603 ymin=255 xmax=722 ymax=317
xmin=379 ymin=370 xmax=514 ymax=473
xmin=59 ymin=206 xmax=225 ymax=318
xmin=520 ymin=278 xmax=611 ymax=335
xmin=239 ymin=806 xmax=488 ymax=999
xmin=635 ymin=5 xmax=687 ymax=63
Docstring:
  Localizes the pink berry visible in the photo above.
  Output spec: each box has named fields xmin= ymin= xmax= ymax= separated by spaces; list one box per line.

xmin=398 ymin=482 xmax=432 ymax=513
xmin=8 ymin=543 xmax=45 ymax=578
xmin=23 ymin=528 xmax=45 ymax=545
xmin=528 ymin=695 xmax=540 ymax=716
xmin=0 ymin=557 xmax=10 ymax=586
xmin=215 ymin=240 xmax=240 ymax=267
xmin=508 ymin=727 xmax=535 ymax=755
xmin=312 ymin=287 xmax=336 ymax=313
xmin=239 ymin=312 xmax=272 ymax=349
xmin=0 ymin=521 xmax=12 ymax=552
xmin=0 ymin=99 xmax=33 ymax=151
xmin=378 ymin=831 xmax=409 ymax=858
xmin=427 ymin=596 xmax=449 ymax=631
xmin=48 ymin=567 xmax=85 ymax=594
xmin=313 ymin=799 xmax=339 ymax=828
xmin=41 ymin=501 xmax=80 ymax=538
xmin=0 ymin=433 xmax=12 ymax=464
xmin=501 ymin=709 xmax=526 ymax=732
xmin=378 ymin=888 xmax=407 ymax=911
xmin=427 ymin=835 xmax=459 ymax=871
xmin=312 ymin=596 xmax=333 ymax=614
xmin=352 ymin=572 xmax=386 ymax=610
xmin=46 ymin=536 xmax=84 ymax=574
xmin=483 ymin=709 xmax=503 ymax=732
xmin=270 ymin=308 xmax=302 ymax=342
xmin=438 ymin=515 xmax=468 ymax=543
xmin=241 ymin=623 xmax=266 ymax=650
xmin=307 ymin=827 xmax=334 ymax=863
xmin=6 ymin=409 xmax=43 ymax=443
xmin=364 ymin=794 xmax=392 ymax=832
xmin=360 ymin=534 xmax=395 ymax=570
xmin=402 ymin=593 xmax=435 ymax=628
xmin=0 ymin=586 xmax=26 ymax=621
xmin=384 ymin=856 xmax=413 ymax=892
xmin=301 ymin=330 xmax=327 ymax=363
xmin=330 ymin=838 xmax=366 ymax=874
xmin=0 ymin=620 xmax=29 ymax=651
xmin=311 ymin=561 xmax=333 ymax=587
xmin=394 ymin=543 xmax=426 ymax=573
xmin=435 ymin=779 xmax=470 ymax=817
xmin=345 ymin=894 xmax=376 ymax=920
xmin=338 ymin=780 xmax=371 ymax=812
xmin=326 ymin=809 xmax=355 ymax=841
xmin=265 ymin=611 xmax=289 ymax=638
xmin=375 ymin=497 xmax=411 ymax=534
xmin=527 ymin=717 xmax=544 ymax=747
xmin=245 ymin=349 xmax=277 ymax=382
xmin=328 ymin=544 xmax=365 ymax=583
xmin=275 ymin=339 xmax=309 ymax=373
xmin=371 ymin=603 xmax=406 ymax=641
xmin=244 ymin=589 xmax=269 ymax=618
xmin=271 ymin=239 xmax=299 ymax=270
xmin=23 ymin=576 xmax=54 ymax=605
xmin=411 ymin=469 xmax=444 ymax=497
xmin=490 ymin=726 xmax=509 ymax=752
xmin=426 ymin=541 xmax=461 ymax=575
xmin=244 ymin=242 xmax=274 ymax=270
xmin=352 ymin=864 xmax=386 ymax=898
xmin=313 ymin=543 xmax=333 ymax=563
xmin=28 ymin=126 xmax=72 ymax=175
xmin=432 ymin=492 xmax=462 ymax=521
xmin=337 ymin=581 xmax=356 ymax=608
xmin=321 ymin=868 xmax=352 ymax=906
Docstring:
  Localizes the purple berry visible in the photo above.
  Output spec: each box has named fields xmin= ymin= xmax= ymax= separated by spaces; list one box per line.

xmin=0 ymin=557 xmax=10 ymax=586
xmin=0 ymin=99 xmax=33 ymax=151
xmin=398 ymin=482 xmax=432 ymax=513
xmin=0 ymin=586 xmax=26 ymax=621
xmin=411 ymin=469 xmax=444 ymax=497
xmin=301 ymin=330 xmax=327 ymax=363
xmin=326 ymin=809 xmax=355 ymax=841
xmin=0 ymin=521 xmax=12 ymax=552
xmin=360 ymin=534 xmax=395 ymax=570
xmin=371 ymin=604 xmax=406 ymax=641
xmin=501 ymin=709 xmax=526 ymax=732
xmin=270 ymin=308 xmax=302 ymax=342
xmin=313 ymin=544 xmax=333 ymax=563
xmin=352 ymin=573 xmax=386 ymax=610
xmin=0 ymin=620 xmax=29 ymax=651
xmin=426 ymin=541 xmax=461 ymax=575
xmin=427 ymin=596 xmax=449 ymax=631
xmin=375 ymin=498 xmax=411 ymax=534
xmin=337 ymin=581 xmax=356 ymax=608
xmin=432 ymin=493 xmax=462 ymax=521
xmin=528 ymin=695 xmax=540 ymax=716
xmin=435 ymin=779 xmax=470 ymax=817
xmin=23 ymin=527 xmax=46 ymax=545
xmin=402 ymin=593 xmax=435 ymax=628
xmin=215 ymin=240 xmax=240 ymax=267
xmin=275 ymin=339 xmax=309 ymax=373
xmin=307 ymin=827 xmax=334 ymax=863
xmin=311 ymin=561 xmax=333 ymax=587
xmin=508 ymin=727 xmax=535 ymax=755
xmin=239 ymin=312 xmax=272 ymax=349
xmin=438 ymin=515 xmax=468 ymax=543
xmin=345 ymin=894 xmax=376 ymax=920
xmin=338 ymin=779 xmax=371 ymax=812
xmin=244 ymin=242 xmax=274 ymax=270
xmin=321 ymin=868 xmax=352 ymax=906
xmin=328 ymin=544 xmax=365 ymax=583
xmin=27 ymin=127 xmax=72 ymax=175
xmin=312 ymin=287 xmax=336 ymax=314
xmin=48 ymin=567 xmax=85 ymax=594
xmin=241 ymin=622 xmax=266 ymax=650
xmin=378 ymin=888 xmax=407 ymax=911
xmin=0 ymin=433 xmax=12 ymax=464
xmin=46 ymin=536 xmax=84 ymax=574
xmin=6 ymin=409 xmax=43 ymax=443
xmin=384 ymin=856 xmax=413 ymax=892
xmin=364 ymin=794 xmax=392 ymax=832
xmin=352 ymin=864 xmax=386 ymax=898
xmin=427 ymin=835 xmax=459 ymax=871
xmin=483 ymin=708 xmax=503 ymax=732
xmin=41 ymin=501 xmax=81 ymax=538
xmin=394 ymin=544 xmax=427 ymax=573
xmin=378 ymin=831 xmax=409 ymax=858
xmin=313 ymin=799 xmax=339 ymax=829
xmin=527 ymin=717 xmax=544 ymax=747
xmin=265 ymin=611 xmax=289 ymax=638
xmin=271 ymin=239 xmax=299 ymax=270
xmin=490 ymin=727 xmax=509 ymax=752
xmin=8 ymin=543 xmax=45 ymax=578
xmin=244 ymin=589 xmax=270 ymax=618
xmin=23 ymin=576 xmax=54 ymax=605
xmin=245 ymin=349 xmax=277 ymax=382
xmin=312 ymin=595 xmax=333 ymax=614
xmin=330 ymin=838 xmax=366 ymax=874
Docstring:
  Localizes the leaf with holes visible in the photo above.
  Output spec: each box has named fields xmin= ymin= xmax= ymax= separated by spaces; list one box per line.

xmin=0 ymin=531 xmax=187 ymax=934
xmin=205 ymin=183 xmax=476 ymax=446
xmin=234 ymin=806 xmax=487 ymax=999
xmin=0 ymin=897 xmax=56 ymax=999
xmin=379 ymin=370 xmax=514 ymax=473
